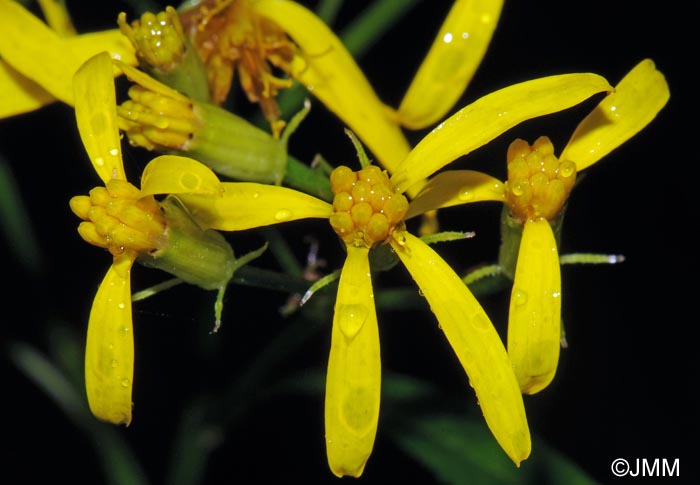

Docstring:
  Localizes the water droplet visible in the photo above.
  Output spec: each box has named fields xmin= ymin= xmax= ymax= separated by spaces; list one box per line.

xmin=472 ymin=312 xmax=491 ymax=330
xmin=94 ymin=157 xmax=105 ymax=166
xmin=337 ymin=304 xmax=368 ymax=339
xmin=552 ymin=291 xmax=561 ymax=299
xmin=122 ymin=326 xmax=130 ymax=333
xmin=274 ymin=209 xmax=292 ymax=221
xmin=442 ymin=32 xmax=453 ymax=43
xmin=120 ymin=378 xmax=130 ymax=388
xmin=458 ymin=190 xmax=474 ymax=201
xmin=109 ymin=148 xmax=119 ymax=157
xmin=111 ymin=359 xmax=118 ymax=368
xmin=118 ymin=302 xmax=126 ymax=309
xmin=513 ymin=289 xmax=528 ymax=306
xmin=252 ymin=192 xmax=260 ymax=199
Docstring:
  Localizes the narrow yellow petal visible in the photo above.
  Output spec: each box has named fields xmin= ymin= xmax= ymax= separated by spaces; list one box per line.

xmin=37 ymin=0 xmax=77 ymax=37
xmin=560 ymin=59 xmax=670 ymax=171
xmin=325 ymin=246 xmax=380 ymax=478
xmin=508 ymin=218 xmax=561 ymax=395
xmin=390 ymin=73 xmax=612 ymax=194
xmin=405 ymin=170 xmax=505 ymax=219
xmin=66 ymin=29 xmax=138 ymax=69
xmin=0 ymin=60 xmax=55 ymax=117
xmin=0 ymin=0 xmax=81 ymax=104
xmin=391 ymin=232 xmax=530 ymax=465
xmin=73 ymin=52 xmax=126 ymax=183
xmin=253 ymin=0 xmax=411 ymax=173
xmin=85 ymin=253 xmax=136 ymax=425
xmin=140 ymin=155 xmax=222 ymax=196
xmin=398 ymin=0 xmax=504 ymax=129
xmin=178 ymin=182 xmax=333 ymax=231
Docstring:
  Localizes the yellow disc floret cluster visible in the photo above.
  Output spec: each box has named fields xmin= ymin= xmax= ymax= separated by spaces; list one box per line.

xmin=504 ymin=136 xmax=577 ymax=222
xmin=329 ymin=165 xmax=408 ymax=248
xmin=69 ymin=179 xmax=167 ymax=257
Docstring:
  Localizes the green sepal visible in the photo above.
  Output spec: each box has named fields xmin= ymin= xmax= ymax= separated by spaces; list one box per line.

xmin=189 ymin=102 xmax=288 ymax=185
xmin=146 ymin=37 xmax=211 ymax=103
xmin=497 ymin=206 xmax=565 ymax=280
xmin=137 ymin=195 xmax=235 ymax=290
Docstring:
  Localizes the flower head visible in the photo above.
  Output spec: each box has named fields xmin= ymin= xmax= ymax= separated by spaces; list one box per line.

xmin=69 ymin=51 xmax=230 ymax=424
xmin=177 ymin=154 xmax=531 ymax=477
xmin=405 ymin=59 xmax=669 ymax=393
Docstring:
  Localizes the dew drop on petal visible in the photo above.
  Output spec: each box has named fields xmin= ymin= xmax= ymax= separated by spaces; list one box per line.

xmin=513 ymin=289 xmax=528 ymax=306
xmin=337 ymin=304 xmax=368 ymax=339
xmin=94 ymin=157 xmax=105 ymax=166
xmin=458 ymin=190 xmax=474 ymax=202
xmin=111 ymin=359 xmax=118 ymax=368
xmin=120 ymin=378 xmax=130 ymax=388
xmin=274 ymin=209 xmax=292 ymax=221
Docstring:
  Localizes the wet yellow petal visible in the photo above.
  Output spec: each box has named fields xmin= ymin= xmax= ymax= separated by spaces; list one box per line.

xmin=140 ymin=155 xmax=221 ymax=196
xmin=405 ymin=170 xmax=505 ymax=219
xmin=66 ymin=30 xmax=138 ymax=70
xmin=0 ymin=60 xmax=55 ymax=117
xmin=178 ymin=182 xmax=333 ymax=231
xmin=85 ymin=253 xmax=136 ymax=426
xmin=560 ymin=59 xmax=670 ymax=171
xmin=391 ymin=232 xmax=530 ymax=465
xmin=254 ymin=0 xmax=411 ymax=173
xmin=73 ymin=52 xmax=126 ymax=183
xmin=508 ymin=218 xmax=561 ymax=395
xmin=390 ymin=73 xmax=612 ymax=194
xmin=398 ymin=0 xmax=503 ymax=129
xmin=0 ymin=0 xmax=81 ymax=105
xmin=37 ymin=0 xmax=76 ymax=37
xmin=325 ymin=246 xmax=380 ymax=478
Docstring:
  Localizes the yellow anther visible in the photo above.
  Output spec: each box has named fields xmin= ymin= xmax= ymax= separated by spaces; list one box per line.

xmin=504 ymin=137 xmax=577 ymax=222
xmin=70 ymin=181 xmax=167 ymax=257
xmin=329 ymin=165 xmax=408 ymax=247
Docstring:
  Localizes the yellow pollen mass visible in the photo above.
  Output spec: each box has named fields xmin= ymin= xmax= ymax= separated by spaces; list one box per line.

xmin=504 ymin=136 xmax=576 ymax=222
xmin=329 ymin=165 xmax=408 ymax=248
xmin=69 ymin=180 xmax=167 ymax=256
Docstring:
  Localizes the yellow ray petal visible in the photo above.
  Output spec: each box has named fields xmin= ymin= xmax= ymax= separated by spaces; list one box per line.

xmin=390 ymin=73 xmax=612 ymax=194
xmin=405 ymin=170 xmax=505 ymax=219
xmin=37 ymin=0 xmax=76 ymax=37
xmin=0 ymin=60 xmax=55 ymax=117
xmin=85 ymin=253 xmax=136 ymax=425
xmin=560 ymin=59 xmax=670 ymax=171
xmin=508 ymin=218 xmax=561 ymax=395
xmin=116 ymin=60 xmax=191 ymax=103
xmin=391 ymin=232 xmax=530 ymax=465
xmin=0 ymin=0 xmax=82 ymax=105
xmin=398 ymin=0 xmax=504 ymax=129
xmin=178 ymin=182 xmax=333 ymax=231
xmin=325 ymin=245 xmax=380 ymax=478
xmin=73 ymin=52 xmax=126 ymax=183
xmin=253 ymin=0 xmax=411 ymax=173
xmin=140 ymin=155 xmax=222 ymax=196
xmin=66 ymin=29 xmax=138 ymax=69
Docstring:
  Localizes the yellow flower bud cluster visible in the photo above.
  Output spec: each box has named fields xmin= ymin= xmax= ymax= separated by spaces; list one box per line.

xmin=69 ymin=179 xmax=166 ymax=256
xmin=329 ymin=165 xmax=408 ymax=248
xmin=118 ymin=7 xmax=186 ymax=73
xmin=504 ymin=136 xmax=577 ymax=222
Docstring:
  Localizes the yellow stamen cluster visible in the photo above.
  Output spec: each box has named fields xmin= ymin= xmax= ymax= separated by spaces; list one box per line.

xmin=504 ymin=136 xmax=577 ymax=222
xmin=179 ymin=0 xmax=297 ymax=134
xmin=118 ymin=7 xmax=186 ymax=74
xmin=329 ymin=165 xmax=408 ymax=248
xmin=118 ymin=86 xmax=202 ymax=151
xmin=69 ymin=179 xmax=167 ymax=257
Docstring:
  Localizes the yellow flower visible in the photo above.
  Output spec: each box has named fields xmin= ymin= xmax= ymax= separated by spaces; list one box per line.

xmin=405 ymin=59 xmax=670 ymax=394
xmin=181 ymin=0 xmax=504 ymax=178
xmin=69 ymin=52 xmax=226 ymax=425
xmin=176 ymin=163 xmax=531 ymax=477
xmin=0 ymin=0 xmax=136 ymax=118
xmin=173 ymin=59 xmax=618 ymax=477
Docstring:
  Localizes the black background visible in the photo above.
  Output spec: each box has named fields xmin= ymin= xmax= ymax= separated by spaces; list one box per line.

xmin=2 ymin=1 xmax=694 ymax=484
